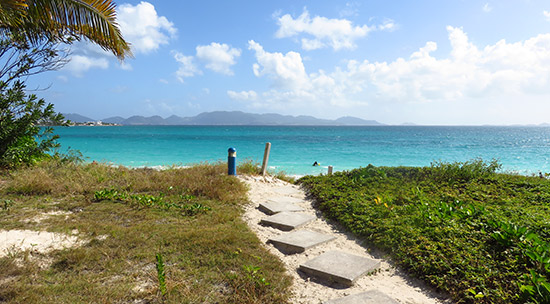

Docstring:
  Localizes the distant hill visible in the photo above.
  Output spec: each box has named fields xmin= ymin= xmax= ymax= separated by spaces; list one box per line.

xmin=123 ymin=115 xmax=166 ymax=125
xmin=335 ymin=116 xmax=381 ymax=126
xmin=102 ymin=116 xmax=126 ymax=124
xmin=63 ymin=113 xmax=95 ymax=123
xmin=66 ymin=111 xmax=385 ymax=126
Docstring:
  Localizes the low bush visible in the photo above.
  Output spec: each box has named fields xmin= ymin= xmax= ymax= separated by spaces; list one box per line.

xmin=299 ymin=160 xmax=550 ymax=303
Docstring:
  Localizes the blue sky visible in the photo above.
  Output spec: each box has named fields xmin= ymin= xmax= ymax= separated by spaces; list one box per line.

xmin=26 ymin=0 xmax=550 ymax=125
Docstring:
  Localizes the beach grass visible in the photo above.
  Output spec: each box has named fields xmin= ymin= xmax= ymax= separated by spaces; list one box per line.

xmin=299 ymin=159 xmax=550 ymax=304
xmin=0 ymin=160 xmax=292 ymax=303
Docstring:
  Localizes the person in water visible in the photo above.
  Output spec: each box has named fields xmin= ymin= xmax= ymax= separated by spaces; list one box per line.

xmin=313 ymin=161 xmax=320 ymax=166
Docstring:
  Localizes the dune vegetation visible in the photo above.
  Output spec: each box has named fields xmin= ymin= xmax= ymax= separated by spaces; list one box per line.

xmin=0 ymin=161 xmax=292 ymax=303
xmin=299 ymin=159 xmax=550 ymax=304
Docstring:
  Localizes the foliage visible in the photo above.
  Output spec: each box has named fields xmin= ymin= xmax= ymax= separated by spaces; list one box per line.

xmin=0 ymin=80 xmax=66 ymax=168
xmin=0 ymin=0 xmax=132 ymax=168
xmin=0 ymin=0 xmax=131 ymax=59
xmin=156 ymin=253 xmax=167 ymax=297
xmin=0 ymin=31 xmax=70 ymax=168
xmin=299 ymin=160 xmax=550 ymax=304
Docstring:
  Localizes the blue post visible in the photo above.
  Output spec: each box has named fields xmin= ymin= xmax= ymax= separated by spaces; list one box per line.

xmin=228 ymin=147 xmax=236 ymax=175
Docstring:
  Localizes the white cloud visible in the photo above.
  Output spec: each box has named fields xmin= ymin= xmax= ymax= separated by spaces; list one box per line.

xmin=275 ymin=8 xmax=371 ymax=50
xmin=62 ymin=2 xmax=175 ymax=76
xmin=245 ymin=41 xmax=362 ymax=111
xmin=544 ymin=10 xmax=550 ymax=21
xmin=242 ymin=27 xmax=550 ymax=120
xmin=483 ymin=3 xmax=492 ymax=12
xmin=196 ymin=43 xmax=241 ymax=75
xmin=64 ymin=54 xmax=109 ymax=77
xmin=61 ymin=41 xmax=111 ymax=75
xmin=378 ymin=19 xmax=397 ymax=31
xmin=347 ymin=26 xmax=550 ymax=102
xmin=118 ymin=1 xmax=176 ymax=54
xmin=248 ymin=40 xmax=309 ymax=90
xmin=227 ymin=90 xmax=258 ymax=101
xmin=172 ymin=51 xmax=201 ymax=83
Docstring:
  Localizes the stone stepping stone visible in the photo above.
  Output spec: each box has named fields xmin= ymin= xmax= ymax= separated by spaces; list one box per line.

xmin=299 ymin=251 xmax=380 ymax=286
xmin=259 ymin=199 xmax=304 ymax=215
xmin=260 ymin=212 xmax=315 ymax=231
xmin=273 ymin=187 xmax=302 ymax=196
xmin=324 ymin=290 xmax=399 ymax=304
xmin=268 ymin=230 xmax=336 ymax=254
xmin=267 ymin=196 xmax=304 ymax=205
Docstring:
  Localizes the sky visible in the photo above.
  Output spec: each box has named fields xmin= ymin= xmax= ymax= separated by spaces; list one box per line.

xmin=24 ymin=0 xmax=550 ymax=125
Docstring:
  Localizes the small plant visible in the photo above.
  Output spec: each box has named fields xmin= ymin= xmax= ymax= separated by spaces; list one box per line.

xmin=93 ymin=188 xmax=127 ymax=201
xmin=243 ymin=264 xmax=270 ymax=288
xmin=1 ymin=199 xmax=14 ymax=211
xmin=182 ymin=202 xmax=211 ymax=216
xmin=156 ymin=253 xmax=167 ymax=297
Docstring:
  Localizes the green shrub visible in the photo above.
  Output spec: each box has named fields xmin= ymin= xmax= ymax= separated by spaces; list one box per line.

xmin=0 ymin=81 xmax=66 ymax=168
xmin=299 ymin=160 xmax=550 ymax=304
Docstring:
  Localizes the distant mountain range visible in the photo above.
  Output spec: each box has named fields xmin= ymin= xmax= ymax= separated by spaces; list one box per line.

xmin=62 ymin=111 xmax=384 ymax=126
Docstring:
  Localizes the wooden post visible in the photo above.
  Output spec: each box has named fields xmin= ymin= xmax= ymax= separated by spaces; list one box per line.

xmin=328 ymin=165 xmax=333 ymax=176
xmin=260 ymin=142 xmax=271 ymax=176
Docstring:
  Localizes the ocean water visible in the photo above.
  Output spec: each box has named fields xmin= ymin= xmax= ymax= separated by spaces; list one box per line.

xmin=52 ymin=126 xmax=550 ymax=176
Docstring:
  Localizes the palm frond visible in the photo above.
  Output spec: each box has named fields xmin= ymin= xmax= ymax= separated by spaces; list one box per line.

xmin=7 ymin=0 xmax=131 ymax=59
xmin=0 ymin=0 xmax=28 ymax=28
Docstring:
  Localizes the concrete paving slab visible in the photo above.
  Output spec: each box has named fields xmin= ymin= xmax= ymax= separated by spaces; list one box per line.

xmin=258 ymin=200 xmax=304 ymax=215
xmin=268 ymin=230 xmax=336 ymax=254
xmin=267 ymin=196 xmax=304 ymax=205
xmin=299 ymin=251 xmax=380 ymax=286
xmin=260 ymin=212 xmax=315 ymax=231
xmin=273 ymin=187 xmax=303 ymax=196
xmin=324 ymin=290 xmax=399 ymax=304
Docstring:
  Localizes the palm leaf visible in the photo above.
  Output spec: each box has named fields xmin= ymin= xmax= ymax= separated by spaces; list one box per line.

xmin=0 ymin=0 xmax=28 ymax=28
xmin=3 ymin=0 xmax=131 ymax=59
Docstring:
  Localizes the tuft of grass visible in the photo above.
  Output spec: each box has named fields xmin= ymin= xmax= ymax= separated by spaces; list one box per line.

xmin=299 ymin=160 xmax=550 ymax=304
xmin=237 ymin=160 xmax=261 ymax=175
xmin=0 ymin=160 xmax=292 ymax=303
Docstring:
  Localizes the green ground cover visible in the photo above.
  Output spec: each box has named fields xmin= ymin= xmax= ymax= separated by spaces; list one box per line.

xmin=0 ymin=161 xmax=291 ymax=303
xmin=299 ymin=160 xmax=550 ymax=304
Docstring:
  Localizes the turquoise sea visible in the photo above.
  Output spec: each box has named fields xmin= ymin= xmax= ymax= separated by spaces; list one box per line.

xmin=53 ymin=126 xmax=550 ymax=176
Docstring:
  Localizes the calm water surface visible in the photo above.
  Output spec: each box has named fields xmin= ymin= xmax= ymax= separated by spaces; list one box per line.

xmin=52 ymin=126 xmax=550 ymax=176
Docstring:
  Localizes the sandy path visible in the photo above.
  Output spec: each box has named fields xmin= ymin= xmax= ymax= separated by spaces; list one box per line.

xmin=239 ymin=175 xmax=450 ymax=304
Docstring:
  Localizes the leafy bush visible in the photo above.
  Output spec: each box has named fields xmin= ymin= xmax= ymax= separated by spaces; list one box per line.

xmin=299 ymin=160 xmax=550 ymax=304
xmin=425 ymin=158 xmax=502 ymax=183
xmin=0 ymin=80 xmax=65 ymax=168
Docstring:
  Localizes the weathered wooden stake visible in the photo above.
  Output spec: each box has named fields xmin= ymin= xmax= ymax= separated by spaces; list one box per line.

xmin=260 ymin=142 xmax=271 ymax=176
xmin=328 ymin=165 xmax=333 ymax=176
